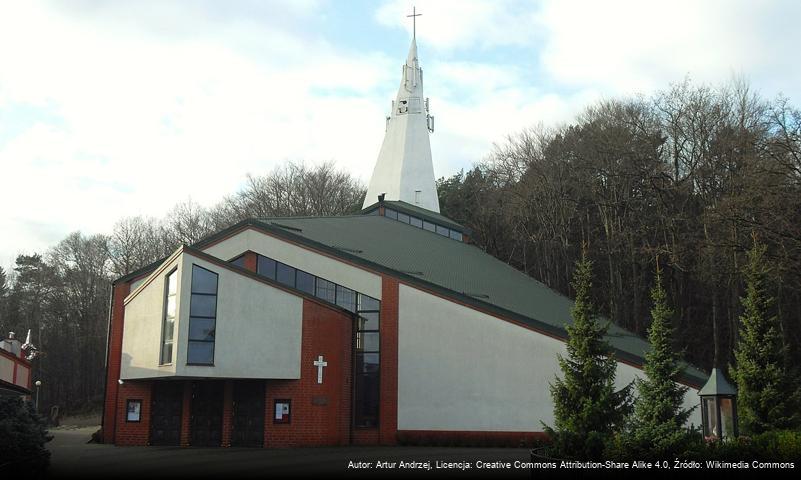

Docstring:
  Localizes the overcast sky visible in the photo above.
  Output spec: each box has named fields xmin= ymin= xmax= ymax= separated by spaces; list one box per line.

xmin=1 ymin=0 xmax=800 ymax=271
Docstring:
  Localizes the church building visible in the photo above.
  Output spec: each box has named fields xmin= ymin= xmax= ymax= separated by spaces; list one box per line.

xmin=101 ymin=30 xmax=705 ymax=448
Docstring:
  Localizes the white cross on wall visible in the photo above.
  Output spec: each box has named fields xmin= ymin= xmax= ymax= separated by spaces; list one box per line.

xmin=314 ymin=355 xmax=328 ymax=384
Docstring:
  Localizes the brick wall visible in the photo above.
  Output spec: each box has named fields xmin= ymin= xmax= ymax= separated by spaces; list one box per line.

xmin=221 ymin=380 xmax=234 ymax=447
xmin=180 ymin=381 xmax=192 ymax=446
xmin=263 ymin=299 xmax=352 ymax=447
xmin=102 ymin=281 xmax=131 ymax=443
xmin=379 ymin=275 xmax=399 ymax=445
xmin=115 ymin=380 xmax=151 ymax=446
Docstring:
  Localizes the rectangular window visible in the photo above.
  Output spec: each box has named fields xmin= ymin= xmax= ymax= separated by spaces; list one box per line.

xmin=354 ymin=373 xmax=379 ymax=428
xmin=230 ymin=255 xmax=246 ymax=268
xmin=316 ymin=278 xmax=336 ymax=304
xmin=358 ymin=294 xmax=380 ymax=311
xmin=449 ymin=230 xmax=463 ymax=241
xmin=354 ymin=293 xmax=380 ymax=428
xmin=356 ymin=332 xmax=380 ymax=351
xmin=126 ymin=399 xmax=142 ymax=422
xmin=296 ymin=270 xmax=315 ymax=295
xmin=384 ymin=208 xmax=398 ymax=220
xmin=357 ymin=311 xmax=380 ymax=331
xmin=397 ymin=212 xmax=410 ymax=224
xmin=355 ymin=353 xmax=379 ymax=374
xmin=187 ymin=265 xmax=218 ymax=365
xmin=276 ymin=262 xmax=296 ymax=288
xmin=257 ymin=255 xmax=277 ymax=280
xmin=160 ymin=269 xmax=177 ymax=365
xmin=409 ymin=216 xmax=423 ymax=228
xmin=435 ymin=225 xmax=449 ymax=237
xmin=423 ymin=221 xmax=436 ymax=232
xmin=336 ymin=285 xmax=356 ymax=312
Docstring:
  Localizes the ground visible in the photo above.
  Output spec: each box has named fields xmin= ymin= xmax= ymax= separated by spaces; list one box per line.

xmin=46 ymin=425 xmax=535 ymax=479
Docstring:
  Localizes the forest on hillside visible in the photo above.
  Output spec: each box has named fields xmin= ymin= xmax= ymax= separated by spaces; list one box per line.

xmin=1 ymin=78 xmax=799 ymax=415
xmin=438 ymin=78 xmax=801 ymax=373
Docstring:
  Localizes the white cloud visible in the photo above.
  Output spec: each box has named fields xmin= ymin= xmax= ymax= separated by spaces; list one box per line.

xmin=536 ymin=0 xmax=801 ymax=97
xmin=0 ymin=0 xmax=799 ymax=270
xmin=375 ymin=0 xmax=538 ymax=51
xmin=0 ymin=1 xmax=396 ymax=268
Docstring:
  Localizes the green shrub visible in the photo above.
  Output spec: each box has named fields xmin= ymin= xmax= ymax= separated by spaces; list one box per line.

xmin=0 ymin=396 xmax=51 ymax=476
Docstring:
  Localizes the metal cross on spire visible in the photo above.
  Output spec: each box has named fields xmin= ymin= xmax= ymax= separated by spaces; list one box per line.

xmin=407 ymin=6 xmax=421 ymax=39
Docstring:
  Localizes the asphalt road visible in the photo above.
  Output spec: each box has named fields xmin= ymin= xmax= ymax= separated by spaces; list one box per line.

xmin=46 ymin=427 xmax=538 ymax=479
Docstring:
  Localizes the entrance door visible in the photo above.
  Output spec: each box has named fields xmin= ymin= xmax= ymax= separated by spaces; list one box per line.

xmin=231 ymin=381 xmax=265 ymax=447
xmin=190 ymin=381 xmax=224 ymax=446
xmin=150 ymin=382 xmax=183 ymax=446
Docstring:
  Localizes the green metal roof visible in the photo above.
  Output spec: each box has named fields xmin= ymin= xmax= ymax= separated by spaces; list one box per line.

xmin=250 ymin=213 xmax=707 ymax=386
xmin=699 ymin=368 xmax=737 ymax=396
xmin=361 ymin=200 xmax=466 ymax=232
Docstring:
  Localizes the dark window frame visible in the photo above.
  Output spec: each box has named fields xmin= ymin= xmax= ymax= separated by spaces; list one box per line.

xmin=230 ymin=254 xmax=246 ymax=268
xmin=229 ymin=252 xmax=384 ymax=428
xmin=186 ymin=265 xmax=218 ymax=366
xmin=276 ymin=261 xmax=297 ymax=288
xmin=159 ymin=268 xmax=178 ymax=365
xmin=354 ymin=293 xmax=381 ymax=429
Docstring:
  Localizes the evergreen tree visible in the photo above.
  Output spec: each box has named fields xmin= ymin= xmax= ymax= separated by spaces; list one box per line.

xmin=627 ymin=271 xmax=692 ymax=457
xmin=730 ymin=238 xmax=801 ymax=433
xmin=545 ymin=250 xmax=631 ymax=459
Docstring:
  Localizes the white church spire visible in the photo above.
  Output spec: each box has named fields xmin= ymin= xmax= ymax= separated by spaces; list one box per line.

xmin=363 ymin=9 xmax=440 ymax=213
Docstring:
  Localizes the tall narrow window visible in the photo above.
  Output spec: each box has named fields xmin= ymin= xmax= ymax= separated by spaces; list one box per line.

xmin=187 ymin=265 xmax=218 ymax=365
xmin=160 ymin=269 xmax=177 ymax=364
xmin=354 ymin=294 xmax=380 ymax=427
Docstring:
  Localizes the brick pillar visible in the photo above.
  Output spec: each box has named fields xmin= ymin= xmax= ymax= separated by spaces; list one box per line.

xmin=243 ymin=252 xmax=258 ymax=272
xmin=180 ymin=381 xmax=192 ymax=447
xmin=102 ymin=282 xmax=131 ymax=443
xmin=379 ymin=276 xmax=399 ymax=445
xmin=263 ymin=382 xmax=270 ymax=448
xmin=222 ymin=380 xmax=234 ymax=447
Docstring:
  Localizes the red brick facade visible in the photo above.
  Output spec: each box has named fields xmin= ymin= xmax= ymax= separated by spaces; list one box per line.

xmin=263 ymin=299 xmax=353 ymax=447
xmin=379 ymin=275 xmax=399 ymax=445
xmin=102 ymin=281 xmax=131 ymax=444
xmin=104 ymin=275 xmax=362 ymax=447
xmin=103 ymin=229 xmax=578 ymax=449
xmin=115 ymin=380 xmax=151 ymax=446
xmin=221 ymin=380 xmax=233 ymax=447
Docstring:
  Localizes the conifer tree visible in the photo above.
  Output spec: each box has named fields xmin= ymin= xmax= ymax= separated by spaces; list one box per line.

xmin=545 ymin=250 xmax=631 ymax=459
xmin=628 ymin=271 xmax=692 ymax=456
xmin=730 ymin=237 xmax=801 ymax=433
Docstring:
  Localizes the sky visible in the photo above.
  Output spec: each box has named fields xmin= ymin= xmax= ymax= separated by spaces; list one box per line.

xmin=1 ymin=0 xmax=800 ymax=271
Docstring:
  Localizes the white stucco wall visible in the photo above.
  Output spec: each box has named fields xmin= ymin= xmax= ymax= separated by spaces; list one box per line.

xmin=176 ymin=253 xmax=302 ymax=379
xmin=121 ymin=256 xmax=181 ymax=379
xmin=15 ymin=364 xmax=29 ymax=389
xmin=201 ymin=228 xmax=382 ymax=300
xmin=121 ymin=250 xmax=303 ymax=380
xmin=397 ymin=284 xmax=702 ymax=432
xmin=0 ymin=355 xmax=13 ymax=383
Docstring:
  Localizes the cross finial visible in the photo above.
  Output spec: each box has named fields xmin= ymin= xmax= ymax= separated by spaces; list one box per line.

xmin=407 ymin=6 xmax=421 ymax=39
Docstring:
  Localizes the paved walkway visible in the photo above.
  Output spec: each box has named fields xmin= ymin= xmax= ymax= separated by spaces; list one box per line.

xmin=47 ymin=427 xmax=535 ymax=479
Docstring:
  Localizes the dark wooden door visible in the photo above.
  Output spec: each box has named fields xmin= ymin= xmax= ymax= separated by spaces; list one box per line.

xmin=190 ymin=381 xmax=224 ymax=446
xmin=150 ymin=382 xmax=183 ymax=446
xmin=231 ymin=381 xmax=265 ymax=447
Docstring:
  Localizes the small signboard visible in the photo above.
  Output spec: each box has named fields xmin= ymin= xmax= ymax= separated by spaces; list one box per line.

xmin=126 ymin=399 xmax=142 ymax=422
xmin=274 ymin=399 xmax=291 ymax=424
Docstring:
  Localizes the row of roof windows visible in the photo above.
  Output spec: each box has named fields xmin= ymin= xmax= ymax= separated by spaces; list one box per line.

xmin=230 ymin=253 xmax=379 ymax=316
xmin=381 ymin=208 xmax=463 ymax=241
xmin=230 ymin=251 xmax=381 ymax=427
